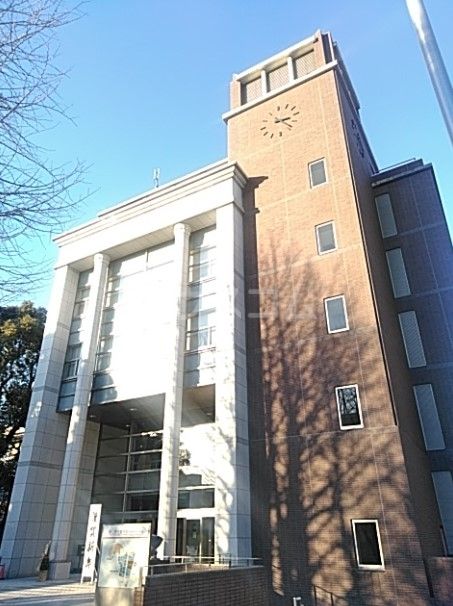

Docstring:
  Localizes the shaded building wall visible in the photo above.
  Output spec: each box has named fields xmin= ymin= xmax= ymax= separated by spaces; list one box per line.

xmin=140 ymin=566 xmax=271 ymax=606
xmin=372 ymin=163 xmax=453 ymax=553
xmin=333 ymin=68 xmax=445 ymax=561
xmin=227 ymin=35 xmax=431 ymax=605
xmin=67 ymin=420 xmax=100 ymax=571
xmin=0 ymin=266 xmax=78 ymax=577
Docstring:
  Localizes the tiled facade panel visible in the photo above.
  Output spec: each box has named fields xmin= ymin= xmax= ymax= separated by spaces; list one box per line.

xmin=379 ymin=169 xmax=446 ymax=233
xmin=408 ymin=295 xmax=452 ymax=364
xmin=142 ymin=566 xmax=271 ymax=606
xmin=250 ymin=429 xmax=431 ymax=605
xmin=67 ymin=421 xmax=99 ymax=570
xmin=335 ymin=76 xmax=447 ymax=564
xmin=428 ymin=225 xmax=453 ymax=288
xmin=373 ymin=168 xmax=453 ymax=478
xmin=228 ymin=39 xmax=433 ymax=603
xmin=384 ymin=226 xmax=453 ymax=294
xmin=442 ymin=289 xmax=453 ymax=349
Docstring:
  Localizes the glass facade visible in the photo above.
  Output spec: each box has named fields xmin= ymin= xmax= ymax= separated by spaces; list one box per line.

xmin=57 ymin=270 xmax=92 ymax=411
xmin=92 ymin=424 xmax=162 ymax=526
xmin=184 ymin=228 xmax=216 ymax=386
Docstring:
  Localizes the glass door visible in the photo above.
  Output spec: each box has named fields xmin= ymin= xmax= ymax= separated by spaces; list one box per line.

xmin=201 ymin=517 xmax=214 ymax=561
xmin=176 ymin=517 xmax=214 ymax=560
xmin=185 ymin=519 xmax=201 ymax=557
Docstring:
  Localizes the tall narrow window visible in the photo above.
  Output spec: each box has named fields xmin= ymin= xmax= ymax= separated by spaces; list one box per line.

xmin=398 ymin=311 xmax=426 ymax=368
xmin=316 ymin=221 xmax=337 ymax=254
xmin=335 ymin=385 xmax=363 ymax=429
xmin=58 ymin=270 xmax=91 ymax=411
xmin=352 ymin=520 xmax=385 ymax=569
xmin=431 ymin=472 xmax=453 ymax=555
xmin=375 ymin=193 xmax=397 ymax=237
xmin=413 ymin=385 xmax=445 ymax=451
xmin=386 ymin=248 xmax=410 ymax=297
xmin=309 ymin=159 xmax=327 ymax=187
xmin=324 ymin=295 xmax=349 ymax=333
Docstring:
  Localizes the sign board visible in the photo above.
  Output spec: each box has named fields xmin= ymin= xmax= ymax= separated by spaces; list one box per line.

xmin=81 ymin=503 xmax=102 ymax=583
xmin=97 ymin=523 xmax=151 ymax=589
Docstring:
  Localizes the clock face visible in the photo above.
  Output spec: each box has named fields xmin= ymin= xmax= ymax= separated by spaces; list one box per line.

xmin=261 ymin=104 xmax=300 ymax=138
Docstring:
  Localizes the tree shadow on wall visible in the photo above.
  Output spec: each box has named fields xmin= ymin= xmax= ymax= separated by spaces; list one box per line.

xmin=243 ymin=185 xmax=432 ymax=606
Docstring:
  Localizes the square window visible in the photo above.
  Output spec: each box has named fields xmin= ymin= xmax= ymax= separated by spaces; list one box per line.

xmin=324 ymin=295 xmax=349 ymax=333
xmin=316 ymin=221 xmax=337 ymax=254
xmin=63 ymin=359 xmax=79 ymax=379
xmin=352 ymin=520 xmax=385 ymax=569
xmin=335 ymin=385 xmax=363 ymax=429
xmin=309 ymin=159 xmax=327 ymax=187
xmin=59 ymin=379 xmax=76 ymax=397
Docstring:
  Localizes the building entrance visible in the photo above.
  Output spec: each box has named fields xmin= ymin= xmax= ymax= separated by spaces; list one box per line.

xmin=176 ymin=517 xmax=214 ymax=560
xmin=92 ymin=422 xmax=162 ymax=526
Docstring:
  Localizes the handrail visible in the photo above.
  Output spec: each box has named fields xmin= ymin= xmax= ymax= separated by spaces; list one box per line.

xmin=141 ymin=555 xmax=263 ymax=580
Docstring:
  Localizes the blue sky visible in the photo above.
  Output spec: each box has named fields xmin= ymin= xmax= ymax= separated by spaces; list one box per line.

xmin=14 ymin=0 xmax=453 ymax=306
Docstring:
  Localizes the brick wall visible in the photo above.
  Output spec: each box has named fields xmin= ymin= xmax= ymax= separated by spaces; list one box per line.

xmin=140 ymin=566 xmax=270 ymax=606
xmin=227 ymin=33 xmax=433 ymax=605
xmin=426 ymin=557 xmax=453 ymax=606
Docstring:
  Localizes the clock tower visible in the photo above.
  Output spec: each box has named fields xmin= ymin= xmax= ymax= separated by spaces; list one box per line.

xmin=224 ymin=31 xmax=442 ymax=605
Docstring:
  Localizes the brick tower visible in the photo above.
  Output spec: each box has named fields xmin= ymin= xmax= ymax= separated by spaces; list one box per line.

xmin=225 ymin=31 xmax=449 ymax=605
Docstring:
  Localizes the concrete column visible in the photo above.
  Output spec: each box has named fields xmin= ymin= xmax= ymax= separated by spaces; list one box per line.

xmin=215 ymin=202 xmax=251 ymax=559
xmin=0 ymin=265 xmax=79 ymax=578
xmin=49 ymin=253 xmax=109 ymax=579
xmin=157 ymin=222 xmax=191 ymax=558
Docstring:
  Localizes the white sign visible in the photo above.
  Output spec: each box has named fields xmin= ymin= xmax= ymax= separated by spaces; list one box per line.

xmin=102 ymin=523 xmax=151 ymax=539
xmin=98 ymin=523 xmax=151 ymax=589
xmin=80 ymin=503 xmax=102 ymax=583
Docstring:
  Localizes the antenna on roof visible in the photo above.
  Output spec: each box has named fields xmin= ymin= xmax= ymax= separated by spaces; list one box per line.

xmin=153 ymin=168 xmax=160 ymax=188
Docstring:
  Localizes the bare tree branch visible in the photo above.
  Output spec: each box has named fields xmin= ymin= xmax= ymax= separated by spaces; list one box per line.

xmin=0 ymin=0 xmax=86 ymax=301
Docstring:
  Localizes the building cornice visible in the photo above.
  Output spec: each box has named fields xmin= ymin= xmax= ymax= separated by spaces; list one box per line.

xmin=222 ymin=60 xmax=338 ymax=123
xmin=55 ymin=159 xmax=247 ymax=247
xmin=371 ymin=163 xmax=432 ymax=188
xmin=232 ymin=33 xmax=317 ymax=81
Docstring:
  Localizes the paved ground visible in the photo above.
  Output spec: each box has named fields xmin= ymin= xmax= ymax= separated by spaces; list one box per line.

xmin=0 ymin=575 xmax=95 ymax=605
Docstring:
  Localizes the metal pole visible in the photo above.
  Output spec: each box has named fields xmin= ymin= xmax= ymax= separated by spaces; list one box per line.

xmin=406 ymin=0 xmax=453 ymax=145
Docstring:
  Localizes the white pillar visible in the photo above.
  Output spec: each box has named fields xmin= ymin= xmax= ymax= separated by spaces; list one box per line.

xmin=0 ymin=265 xmax=78 ymax=578
xmin=215 ymin=202 xmax=251 ymax=559
xmin=49 ymin=253 xmax=109 ymax=579
xmin=157 ymin=223 xmax=191 ymax=558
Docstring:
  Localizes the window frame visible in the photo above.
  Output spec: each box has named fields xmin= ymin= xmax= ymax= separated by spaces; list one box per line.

xmin=308 ymin=158 xmax=328 ymax=188
xmin=324 ymin=295 xmax=349 ymax=333
xmin=398 ymin=310 xmax=426 ymax=368
xmin=385 ymin=247 xmax=411 ymax=298
xmin=375 ymin=193 xmax=397 ymax=238
xmin=335 ymin=384 xmax=364 ymax=430
xmin=413 ymin=384 xmax=445 ymax=451
xmin=352 ymin=519 xmax=385 ymax=570
xmin=315 ymin=221 xmax=337 ymax=255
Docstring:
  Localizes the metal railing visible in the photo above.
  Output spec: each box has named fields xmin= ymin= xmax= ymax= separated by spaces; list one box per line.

xmin=313 ymin=585 xmax=349 ymax=605
xmin=139 ymin=555 xmax=263 ymax=582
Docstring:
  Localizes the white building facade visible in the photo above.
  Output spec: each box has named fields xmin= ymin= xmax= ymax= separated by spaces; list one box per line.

xmin=0 ymin=160 xmax=252 ymax=578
